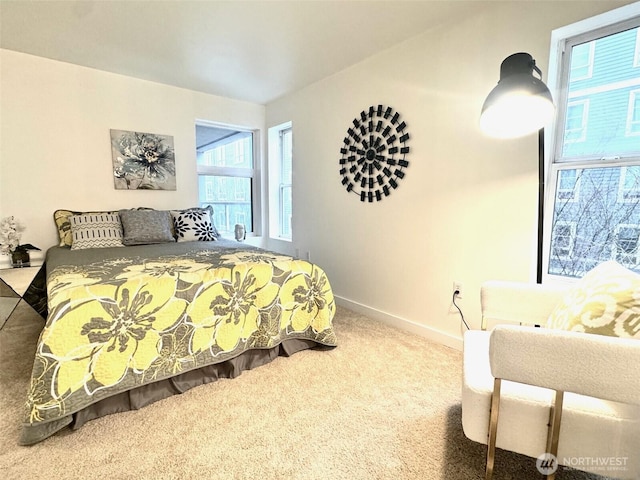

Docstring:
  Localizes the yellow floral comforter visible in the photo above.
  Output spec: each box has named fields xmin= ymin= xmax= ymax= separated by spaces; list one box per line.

xmin=21 ymin=242 xmax=336 ymax=445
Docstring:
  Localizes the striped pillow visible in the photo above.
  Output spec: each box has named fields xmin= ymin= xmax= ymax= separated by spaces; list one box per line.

xmin=69 ymin=213 xmax=124 ymax=250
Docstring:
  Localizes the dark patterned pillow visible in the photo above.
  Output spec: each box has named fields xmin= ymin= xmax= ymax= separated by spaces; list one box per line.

xmin=180 ymin=206 xmax=220 ymax=238
xmin=171 ymin=208 xmax=218 ymax=242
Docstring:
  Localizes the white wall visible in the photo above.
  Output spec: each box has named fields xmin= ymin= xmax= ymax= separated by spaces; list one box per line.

xmin=265 ymin=0 xmax=634 ymax=348
xmin=0 ymin=49 xmax=265 ymax=258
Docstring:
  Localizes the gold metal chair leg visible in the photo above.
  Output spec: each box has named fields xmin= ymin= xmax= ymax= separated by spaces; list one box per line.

xmin=485 ymin=378 xmax=502 ymax=480
xmin=545 ymin=390 xmax=564 ymax=480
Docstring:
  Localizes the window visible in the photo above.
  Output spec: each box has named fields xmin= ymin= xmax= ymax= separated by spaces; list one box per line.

xmin=619 ymin=165 xmax=640 ymax=202
xmin=557 ymin=168 xmax=581 ymax=201
xmin=268 ymin=122 xmax=293 ymax=240
xmin=546 ymin=8 xmax=640 ymax=279
xmin=627 ymin=89 xmax=640 ymax=135
xmin=195 ymin=124 xmax=257 ymax=235
xmin=279 ymin=128 xmax=293 ymax=239
xmin=551 ymin=221 xmax=576 ymax=260
xmin=570 ymin=41 xmax=595 ymax=80
xmin=635 ymin=28 xmax=640 ymax=67
xmin=614 ymin=224 xmax=640 ymax=264
xmin=564 ymin=100 xmax=589 ymax=143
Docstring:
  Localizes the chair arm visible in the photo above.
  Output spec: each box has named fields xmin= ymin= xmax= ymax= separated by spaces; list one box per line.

xmin=489 ymin=325 xmax=640 ymax=405
xmin=481 ymin=280 xmax=569 ymax=329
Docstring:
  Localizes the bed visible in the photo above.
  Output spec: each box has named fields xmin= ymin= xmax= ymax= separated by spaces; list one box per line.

xmin=20 ymin=208 xmax=337 ymax=445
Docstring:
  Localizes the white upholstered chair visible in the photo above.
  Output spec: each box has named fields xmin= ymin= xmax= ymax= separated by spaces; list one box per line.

xmin=462 ymin=280 xmax=640 ymax=480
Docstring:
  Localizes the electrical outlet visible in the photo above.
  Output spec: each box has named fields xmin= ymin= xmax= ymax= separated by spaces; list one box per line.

xmin=453 ymin=281 xmax=463 ymax=298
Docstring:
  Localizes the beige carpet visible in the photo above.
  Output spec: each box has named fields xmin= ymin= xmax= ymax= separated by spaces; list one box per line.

xmin=0 ymin=302 xmax=612 ymax=480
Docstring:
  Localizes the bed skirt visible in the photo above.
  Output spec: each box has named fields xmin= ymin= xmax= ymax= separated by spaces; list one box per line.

xmin=70 ymin=338 xmax=329 ymax=430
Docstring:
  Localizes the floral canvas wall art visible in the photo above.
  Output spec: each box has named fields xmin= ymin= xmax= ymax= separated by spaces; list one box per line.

xmin=111 ymin=129 xmax=176 ymax=190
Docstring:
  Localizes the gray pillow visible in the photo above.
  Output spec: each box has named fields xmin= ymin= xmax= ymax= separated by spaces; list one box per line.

xmin=119 ymin=209 xmax=175 ymax=245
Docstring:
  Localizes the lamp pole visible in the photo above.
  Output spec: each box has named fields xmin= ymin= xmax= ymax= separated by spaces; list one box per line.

xmin=537 ymin=128 xmax=545 ymax=284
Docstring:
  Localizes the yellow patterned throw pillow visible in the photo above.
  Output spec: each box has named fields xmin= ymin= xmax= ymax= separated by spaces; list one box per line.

xmin=54 ymin=209 xmax=118 ymax=247
xmin=546 ymin=261 xmax=640 ymax=339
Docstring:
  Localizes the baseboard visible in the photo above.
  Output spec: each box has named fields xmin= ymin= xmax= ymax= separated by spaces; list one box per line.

xmin=335 ymin=295 xmax=463 ymax=351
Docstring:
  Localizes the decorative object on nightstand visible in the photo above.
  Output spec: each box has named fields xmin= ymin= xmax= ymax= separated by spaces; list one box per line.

xmin=0 ymin=216 xmax=41 ymax=268
xmin=234 ymin=224 xmax=246 ymax=242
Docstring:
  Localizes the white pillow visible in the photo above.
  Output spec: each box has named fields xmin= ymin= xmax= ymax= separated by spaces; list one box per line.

xmin=171 ymin=209 xmax=218 ymax=242
xmin=69 ymin=213 xmax=124 ymax=250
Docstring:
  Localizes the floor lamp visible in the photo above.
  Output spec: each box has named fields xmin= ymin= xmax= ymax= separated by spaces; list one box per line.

xmin=480 ymin=53 xmax=555 ymax=283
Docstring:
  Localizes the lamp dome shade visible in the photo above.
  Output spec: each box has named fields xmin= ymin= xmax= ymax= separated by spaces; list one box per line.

xmin=480 ymin=53 xmax=554 ymax=139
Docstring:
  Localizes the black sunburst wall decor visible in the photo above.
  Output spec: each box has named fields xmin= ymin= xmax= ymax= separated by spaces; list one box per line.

xmin=339 ymin=105 xmax=410 ymax=202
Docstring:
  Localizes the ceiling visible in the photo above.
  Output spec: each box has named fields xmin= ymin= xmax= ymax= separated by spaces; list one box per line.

xmin=0 ymin=0 xmax=494 ymax=105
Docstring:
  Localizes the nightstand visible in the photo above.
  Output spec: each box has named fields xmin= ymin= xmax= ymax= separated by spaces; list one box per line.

xmin=0 ymin=265 xmax=46 ymax=330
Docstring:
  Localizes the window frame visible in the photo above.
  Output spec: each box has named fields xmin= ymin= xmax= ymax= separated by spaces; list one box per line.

xmin=543 ymin=5 xmax=640 ymax=282
xmin=551 ymin=220 xmax=577 ymax=260
xmin=569 ymin=40 xmax=595 ymax=81
xmin=618 ymin=165 xmax=640 ymax=202
xmin=557 ymin=168 xmax=581 ymax=202
xmin=278 ymin=127 xmax=292 ymax=240
xmin=564 ymin=99 xmax=589 ymax=143
xmin=195 ymin=121 xmax=261 ymax=236
xmin=613 ymin=223 xmax=640 ymax=264
xmin=626 ymin=89 xmax=640 ymax=136
xmin=267 ymin=121 xmax=293 ymax=242
xmin=634 ymin=27 xmax=640 ymax=67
